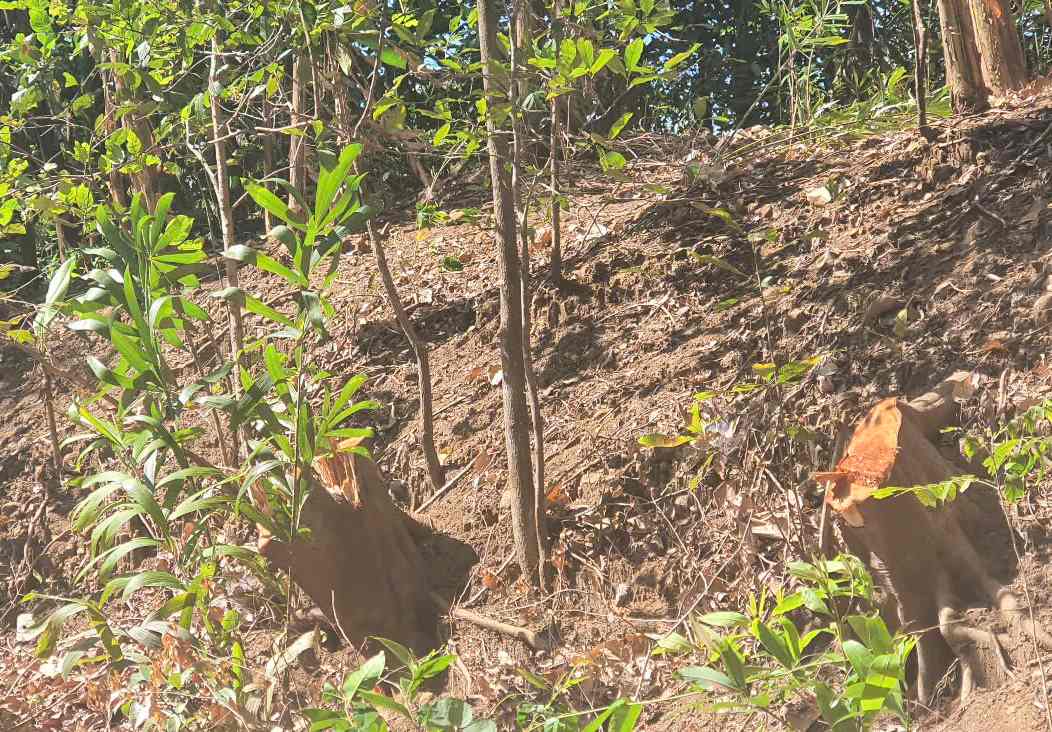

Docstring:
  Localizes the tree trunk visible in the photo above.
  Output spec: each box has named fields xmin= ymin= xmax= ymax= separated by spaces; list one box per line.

xmin=257 ymin=451 xmax=436 ymax=652
xmin=936 ymin=0 xmax=1027 ymax=112
xmin=912 ymin=0 xmax=931 ymax=137
xmin=110 ymin=50 xmax=158 ymax=209
xmin=818 ymin=373 xmax=1052 ymax=705
xmin=366 ymin=222 xmax=445 ymax=494
xmin=549 ymin=0 xmax=563 ymax=284
xmin=477 ymin=0 xmax=543 ymax=585
xmin=288 ymin=52 xmax=308 ymax=212
xmin=968 ymin=0 xmax=1027 ymax=95
xmin=935 ymin=0 xmax=988 ymax=111
xmin=89 ymin=32 xmax=128 ymax=209
xmin=208 ymin=28 xmax=246 ymax=458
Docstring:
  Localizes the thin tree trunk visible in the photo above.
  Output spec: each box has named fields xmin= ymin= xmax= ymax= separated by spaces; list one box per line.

xmin=968 ymin=0 xmax=1027 ymax=94
xmin=1043 ymin=0 xmax=1052 ymax=38
xmin=367 ymin=223 xmax=445 ymax=493
xmin=288 ymin=53 xmax=308 ymax=212
xmin=93 ymin=37 xmax=128 ymax=209
xmin=110 ymin=49 xmax=158 ymax=208
xmin=510 ymin=0 xmax=548 ymax=587
xmin=262 ymin=105 xmax=275 ymax=233
xmin=477 ymin=0 xmax=542 ymax=585
xmin=549 ymin=0 xmax=563 ymax=284
xmin=350 ymin=11 xmax=444 ymax=495
xmin=183 ymin=314 xmax=233 ymax=467
xmin=209 ymin=28 xmax=245 ymax=458
xmin=42 ymin=369 xmax=61 ymax=476
xmin=935 ymin=0 xmax=988 ymax=111
xmin=912 ymin=0 xmax=931 ymax=137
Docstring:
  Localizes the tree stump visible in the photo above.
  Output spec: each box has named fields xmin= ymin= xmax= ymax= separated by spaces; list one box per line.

xmin=256 ymin=450 xmax=437 ymax=653
xmin=818 ymin=373 xmax=1052 ymax=705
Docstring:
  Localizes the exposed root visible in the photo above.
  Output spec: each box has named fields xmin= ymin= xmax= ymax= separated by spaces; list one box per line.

xmin=938 ymin=605 xmax=1011 ymax=706
xmin=997 ymin=588 xmax=1052 ymax=651
xmin=820 ymin=373 xmax=1052 ymax=711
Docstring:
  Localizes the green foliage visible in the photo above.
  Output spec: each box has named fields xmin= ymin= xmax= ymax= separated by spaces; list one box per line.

xmin=876 ymin=398 xmax=1052 ymax=506
xmin=670 ymin=556 xmax=913 ymax=730
xmin=21 ymin=148 xmax=378 ymax=731
xmin=305 ymin=644 xmax=498 ymax=732
xmin=639 ymin=356 xmax=823 ymax=449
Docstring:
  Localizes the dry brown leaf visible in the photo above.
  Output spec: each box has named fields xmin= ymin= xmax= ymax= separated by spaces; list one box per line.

xmin=471 ymin=451 xmax=493 ymax=471
xmin=863 ymin=295 xmax=904 ymax=323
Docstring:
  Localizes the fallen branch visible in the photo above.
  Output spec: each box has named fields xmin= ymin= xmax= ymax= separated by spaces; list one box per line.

xmin=417 ymin=461 xmax=475 ymax=513
xmin=429 ymin=591 xmax=544 ymax=650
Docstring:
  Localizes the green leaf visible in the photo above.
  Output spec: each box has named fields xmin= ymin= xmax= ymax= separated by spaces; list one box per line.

xmin=245 ymin=295 xmax=295 ymax=328
xmin=690 ymin=253 xmax=746 ymax=277
xmin=373 ymin=637 xmax=414 ymax=670
xmin=343 ymin=651 xmax=385 ymax=701
xmin=246 ymin=182 xmax=294 ymax=227
xmin=122 ymin=478 xmax=168 ymax=535
xmin=559 ymin=38 xmax=578 ymax=69
xmin=639 ymin=433 xmax=690 ymax=448
xmin=842 ymin=639 xmax=873 ymax=676
xmin=678 ymin=665 xmax=740 ymax=692
xmin=663 ymin=44 xmax=699 ymax=71
xmin=316 ymin=143 xmax=362 ymax=218
xmin=609 ymin=702 xmax=643 ymax=731
xmin=32 ymin=603 xmax=90 ymax=657
xmin=432 ymin=122 xmax=451 ymax=146
xmin=357 ymin=690 xmax=412 ymax=719
xmin=589 ymin=48 xmax=618 ymax=75
xmin=425 ymin=698 xmax=473 ymax=729
xmin=103 ymin=571 xmax=186 ymax=605
xmin=380 ymin=47 xmax=407 ymax=69
xmin=93 ymin=538 xmax=161 ymax=581
xmin=600 ymin=151 xmax=627 ymax=172
xmin=753 ymin=620 xmax=793 ymax=669
xmin=847 ymin=615 xmax=894 ymax=655
xmin=224 ymin=245 xmax=258 ymax=263
xmin=110 ymin=328 xmax=153 ymax=375
xmin=608 ymin=112 xmax=633 ymax=140
xmin=34 ymin=257 xmax=75 ymax=333
xmin=580 ymin=700 xmax=620 ymax=732
xmin=624 ymin=38 xmax=645 ymax=71
xmin=696 ymin=611 xmax=750 ymax=628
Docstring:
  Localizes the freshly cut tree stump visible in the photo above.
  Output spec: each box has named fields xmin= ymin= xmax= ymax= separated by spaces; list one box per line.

xmin=256 ymin=450 xmax=437 ymax=653
xmin=817 ymin=373 xmax=1052 ymax=705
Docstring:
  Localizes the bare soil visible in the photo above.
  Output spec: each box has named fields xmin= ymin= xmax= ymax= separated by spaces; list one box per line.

xmin=4 ymin=82 xmax=1052 ymax=730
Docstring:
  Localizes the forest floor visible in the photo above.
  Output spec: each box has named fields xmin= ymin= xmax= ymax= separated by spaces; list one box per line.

xmin=4 ymin=81 xmax=1052 ymax=731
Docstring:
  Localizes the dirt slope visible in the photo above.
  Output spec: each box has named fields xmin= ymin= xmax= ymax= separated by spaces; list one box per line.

xmin=4 ymin=85 xmax=1052 ymax=729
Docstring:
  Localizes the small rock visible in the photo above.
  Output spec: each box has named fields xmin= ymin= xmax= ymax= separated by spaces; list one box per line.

xmin=817 ymin=374 xmax=836 ymax=394
xmin=1034 ymin=293 xmax=1052 ymax=323
xmin=863 ymin=294 xmax=904 ymax=324
xmin=388 ymin=480 xmax=409 ymax=503
xmin=785 ymin=307 xmax=807 ymax=333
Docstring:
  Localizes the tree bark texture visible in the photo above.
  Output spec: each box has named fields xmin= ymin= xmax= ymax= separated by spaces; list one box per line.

xmin=968 ymin=0 xmax=1027 ymax=95
xmin=477 ymin=0 xmax=542 ymax=584
xmin=936 ymin=0 xmax=1027 ymax=112
xmin=288 ymin=52 xmax=309 ymax=212
xmin=935 ymin=0 xmax=989 ymax=111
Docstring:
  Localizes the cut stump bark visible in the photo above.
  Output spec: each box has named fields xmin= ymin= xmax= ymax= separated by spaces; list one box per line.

xmin=817 ymin=372 xmax=1052 ymax=705
xmin=256 ymin=451 xmax=437 ymax=654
